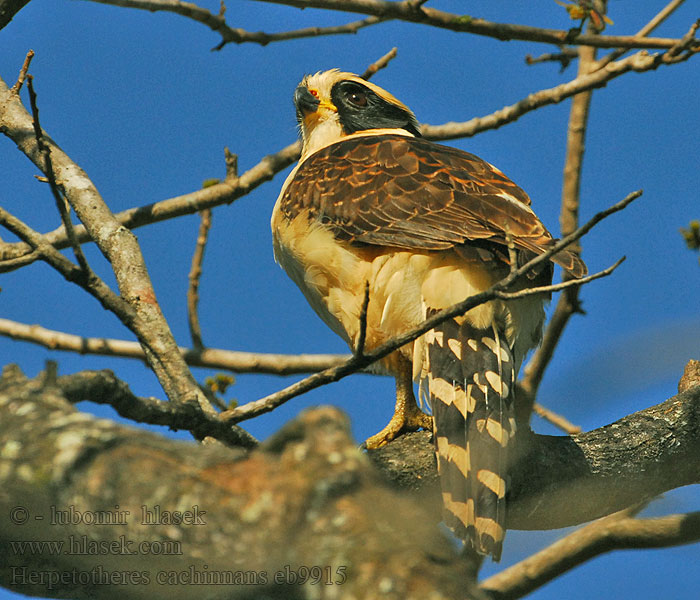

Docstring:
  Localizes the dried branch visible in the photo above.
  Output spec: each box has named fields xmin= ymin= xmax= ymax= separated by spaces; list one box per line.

xmin=0 ymin=208 xmax=134 ymax=321
xmin=56 ymin=368 xmax=257 ymax=447
xmin=223 ymin=193 xmax=639 ymax=424
xmin=359 ymin=46 xmax=397 ymax=79
xmin=252 ymin=0 xmax=691 ymax=50
xmin=26 ymin=74 xmax=90 ymax=272
xmin=0 ymin=74 xmax=213 ymax=412
xmin=518 ymin=39 xmax=598 ymax=413
xmin=187 ymin=208 xmax=212 ymax=349
xmin=83 ymin=0 xmax=383 ymax=50
xmin=0 ymin=318 xmax=349 ymax=374
xmin=595 ymin=0 xmax=687 ymax=71
xmin=420 ymin=38 xmax=699 ymax=141
xmin=494 ymin=257 xmax=624 ymax=300
xmin=9 ymin=49 xmax=33 ymax=94
xmin=531 ymin=402 xmax=581 ymax=435
xmin=518 ymin=9 xmax=697 ymax=414
xmin=525 ymin=48 xmax=578 ymax=71
xmin=2 ymin=39 xmax=697 ymax=272
xmin=481 ymin=508 xmax=700 ymax=600
xmin=0 ymin=140 xmax=301 ymax=269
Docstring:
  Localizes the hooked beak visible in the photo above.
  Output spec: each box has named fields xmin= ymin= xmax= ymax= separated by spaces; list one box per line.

xmin=294 ymin=85 xmax=337 ymax=119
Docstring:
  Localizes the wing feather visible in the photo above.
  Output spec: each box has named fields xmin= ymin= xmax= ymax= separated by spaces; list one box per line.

xmin=280 ymin=134 xmax=587 ymax=277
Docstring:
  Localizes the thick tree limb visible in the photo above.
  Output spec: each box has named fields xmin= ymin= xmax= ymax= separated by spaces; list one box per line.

xmin=0 ymin=0 xmax=29 ymax=31
xmin=0 ymin=365 xmax=481 ymax=600
xmin=368 ymin=380 xmax=700 ymax=530
xmin=2 ymin=361 xmax=698 ymax=598
xmin=55 ymin=368 xmax=258 ymax=448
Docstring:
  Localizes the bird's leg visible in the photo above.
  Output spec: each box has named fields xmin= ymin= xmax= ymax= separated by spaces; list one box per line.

xmin=364 ymin=359 xmax=433 ymax=449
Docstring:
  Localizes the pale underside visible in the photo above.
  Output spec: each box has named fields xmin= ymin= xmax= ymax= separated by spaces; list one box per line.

xmin=271 ymin=205 xmax=545 ymax=380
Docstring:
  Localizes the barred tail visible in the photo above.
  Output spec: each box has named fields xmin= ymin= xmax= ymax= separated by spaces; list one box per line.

xmin=424 ymin=313 xmax=516 ymax=561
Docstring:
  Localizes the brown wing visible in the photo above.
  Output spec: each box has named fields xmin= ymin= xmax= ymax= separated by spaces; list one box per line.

xmin=280 ymin=134 xmax=586 ymax=277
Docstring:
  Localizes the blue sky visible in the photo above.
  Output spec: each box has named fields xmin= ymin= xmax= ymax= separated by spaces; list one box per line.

xmin=1 ymin=0 xmax=699 ymax=597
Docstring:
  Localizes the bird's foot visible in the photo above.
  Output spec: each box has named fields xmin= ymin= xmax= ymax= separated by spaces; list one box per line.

xmin=363 ymin=405 xmax=433 ymax=450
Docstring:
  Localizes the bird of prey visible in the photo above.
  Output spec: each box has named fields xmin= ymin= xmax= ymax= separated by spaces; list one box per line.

xmin=271 ymin=69 xmax=586 ymax=560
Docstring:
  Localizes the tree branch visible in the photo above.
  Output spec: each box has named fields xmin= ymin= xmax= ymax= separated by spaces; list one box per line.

xmin=518 ymin=35 xmax=598 ymax=418
xmin=186 ymin=209 xmax=212 ymax=349
xmin=83 ymin=0 xmax=384 ymax=50
xmin=368 ymin=381 xmax=700 ymax=531
xmin=481 ymin=508 xmax=700 ymax=600
xmin=595 ymin=0 xmax=688 ymax=70
xmin=0 ymin=73 xmax=213 ymax=412
xmin=531 ymin=402 xmax=581 ymax=435
xmin=252 ymin=0 xmax=691 ymax=50
xmin=0 ymin=0 xmax=30 ymax=31
xmin=0 ymin=318 xmax=349 ymax=375
xmin=420 ymin=37 xmax=699 ymax=142
xmin=56 ymin=367 xmax=258 ymax=448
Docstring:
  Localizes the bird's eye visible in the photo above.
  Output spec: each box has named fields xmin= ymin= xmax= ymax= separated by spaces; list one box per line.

xmin=347 ymin=91 xmax=368 ymax=107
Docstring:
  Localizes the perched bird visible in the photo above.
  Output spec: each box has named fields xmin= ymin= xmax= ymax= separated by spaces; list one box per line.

xmin=271 ymin=69 xmax=585 ymax=560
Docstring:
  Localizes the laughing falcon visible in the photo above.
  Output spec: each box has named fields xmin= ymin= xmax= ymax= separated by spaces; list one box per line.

xmin=271 ymin=69 xmax=586 ymax=560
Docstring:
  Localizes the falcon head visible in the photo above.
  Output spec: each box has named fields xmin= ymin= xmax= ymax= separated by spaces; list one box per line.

xmin=294 ymin=69 xmax=421 ymax=159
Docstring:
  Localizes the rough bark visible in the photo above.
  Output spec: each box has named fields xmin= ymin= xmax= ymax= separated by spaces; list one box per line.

xmin=0 ymin=0 xmax=29 ymax=31
xmin=1 ymin=362 xmax=698 ymax=598
xmin=0 ymin=365 xmax=481 ymax=600
xmin=370 ymin=377 xmax=700 ymax=530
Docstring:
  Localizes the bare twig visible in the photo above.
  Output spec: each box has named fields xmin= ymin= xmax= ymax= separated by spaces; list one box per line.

xmin=0 ymin=140 xmax=301 ymax=269
xmin=0 ymin=208 xmax=136 ymax=324
xmin=595 ymin=0 xmax=687 ymax=71
xmin=420 ymin=42 xmax=698 ymax=142
xmin=224 ymin=146 xmax=238 ymax=181
xmin=26 ymin=74 xmax=91 ymax=272
xmin=518 ymin=40 xmax=598 ymax=409
xmin=359 ymin=46 xmax=398 ymax=79
xmin=223 ymin=192 xmax=639 ymax=424
xmin=82 ymin=0 xmax=384 ymax=50
xmin=0 ymin=318 xmax=349 ymax=374
xmin=481 ymin=508 xmax=700 ymax=600
xmin=525 ymin=48 xmax=577 ymax=71
xmin=10 ymin=49 xmax=33 ymax=94
xmin=0 ymin=74 xmax=213 ymax=412
xmin=187 ymin=208 xmax=212 ymax=349
xmin=532 ymin=402 xmax=581 ymax=434
xmin=495 ymin=257 xmax=624 ymax=300
xmin=253 ymin=0 xmax=691 ymax=50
